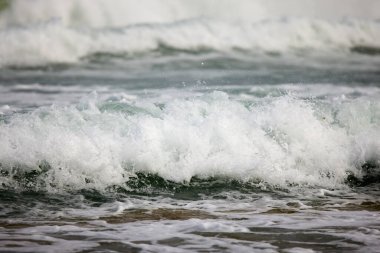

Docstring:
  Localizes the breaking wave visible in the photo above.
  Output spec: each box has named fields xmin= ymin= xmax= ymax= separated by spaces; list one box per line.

xmin=0 ymin=91 xmax=379 ymax=191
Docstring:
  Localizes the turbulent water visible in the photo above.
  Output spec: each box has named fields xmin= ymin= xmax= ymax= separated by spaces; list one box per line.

xmin=1 ymin=1 xmax=380 ymax=252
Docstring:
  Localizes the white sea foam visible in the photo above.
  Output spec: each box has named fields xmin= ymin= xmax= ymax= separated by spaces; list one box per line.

xmin=0 ymin=91 xmax=378 ymax=191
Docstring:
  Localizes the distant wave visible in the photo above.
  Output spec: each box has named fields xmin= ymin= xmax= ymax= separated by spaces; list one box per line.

xmin=0 ymin=91 xmax=379 ymax=191
xmin=0 ymin=0 xmax=379 ymax=68
xmin=0 ymin=18 xmax=379 ymax=68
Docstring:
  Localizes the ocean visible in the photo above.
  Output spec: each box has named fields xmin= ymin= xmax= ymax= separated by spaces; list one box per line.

xmin=0 ymin=0 xmax=380 ymax=252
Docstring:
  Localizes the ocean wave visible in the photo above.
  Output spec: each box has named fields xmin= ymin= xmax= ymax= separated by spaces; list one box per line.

xmin=0 ymin=91 xmax=379 ymax=191
xmin=0 ymin=18 xmax=379 ymax=68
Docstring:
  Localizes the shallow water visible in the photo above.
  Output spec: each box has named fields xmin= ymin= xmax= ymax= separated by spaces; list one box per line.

xmin=1 ymin=185 xmax=380 ymax=252
xmin=1 ymin=1 xmax=380 ymax=252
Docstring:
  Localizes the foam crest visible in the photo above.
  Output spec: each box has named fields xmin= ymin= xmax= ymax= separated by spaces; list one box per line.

xmin=0 ymin=91 xmax=378 ymax=191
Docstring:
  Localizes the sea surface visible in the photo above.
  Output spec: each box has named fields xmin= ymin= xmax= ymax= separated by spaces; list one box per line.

xmin=0 ymin=1 xmax=380 ymax=252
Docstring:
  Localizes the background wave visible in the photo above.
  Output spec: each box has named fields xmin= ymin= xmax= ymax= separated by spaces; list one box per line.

xmin=0 ymin=18 xmax=379 ymax=68
xmin=0 ymin=0 xmax=379 ymax=68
